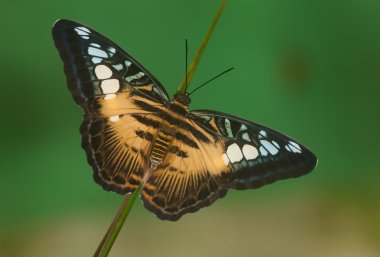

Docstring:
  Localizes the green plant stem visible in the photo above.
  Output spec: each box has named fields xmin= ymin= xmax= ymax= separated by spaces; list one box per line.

xmin=176 ymin=0 xmax=227 ymax=96
xmin=92 ymin=1 xmax=228 ymax=256
xmin=93 ymin=190 xmax=140 ymax=257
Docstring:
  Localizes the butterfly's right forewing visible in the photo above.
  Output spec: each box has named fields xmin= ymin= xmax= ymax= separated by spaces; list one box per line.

xmin=191 ymin=110 xmax=317 ymax=190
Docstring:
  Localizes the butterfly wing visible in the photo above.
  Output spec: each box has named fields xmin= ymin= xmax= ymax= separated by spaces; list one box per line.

xmin=52 ymin=19 xmax=170 ymax=107
xmin=141 ymin=109 xmax=317 ymax=220
xmin=52 ymin=19 xmax=169 ymax=193
xmin=191 ymin=110 xmax=317 ymax=189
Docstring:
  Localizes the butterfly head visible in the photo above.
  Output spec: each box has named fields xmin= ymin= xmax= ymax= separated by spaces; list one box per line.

xmin=173 ymin=92 xmax=191 ymax=106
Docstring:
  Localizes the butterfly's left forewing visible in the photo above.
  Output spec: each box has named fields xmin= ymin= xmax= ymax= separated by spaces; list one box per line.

xmin=52 ymin=19 xmax=170 ymax=107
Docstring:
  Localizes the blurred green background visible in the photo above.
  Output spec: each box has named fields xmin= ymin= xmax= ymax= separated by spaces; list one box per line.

xmin=1 ymin=0 xmax=380 ymax=256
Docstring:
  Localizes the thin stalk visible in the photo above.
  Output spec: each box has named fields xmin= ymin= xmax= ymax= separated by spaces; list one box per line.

xmin=93 ymin=190 xmax=140 ymax=257
xmin=92 ymin=1 xmax=228 ymax=256
xmin=175 ymin=0 xmax=228 ymax=96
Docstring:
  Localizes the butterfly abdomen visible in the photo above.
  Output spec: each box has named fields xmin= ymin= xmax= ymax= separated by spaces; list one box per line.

xmin=150 ymin=131 xmax=173 ymax=168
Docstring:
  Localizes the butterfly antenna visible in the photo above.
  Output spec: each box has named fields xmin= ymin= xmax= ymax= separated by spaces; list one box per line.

xmin=188 ymin=67 xmax=234 ymax=96
xmin=185 ymin=39 xmax=188 ymax=91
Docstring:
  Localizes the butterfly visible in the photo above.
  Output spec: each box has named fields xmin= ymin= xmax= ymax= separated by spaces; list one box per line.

xmin=52 ymin=19 xmax=317 ymax=221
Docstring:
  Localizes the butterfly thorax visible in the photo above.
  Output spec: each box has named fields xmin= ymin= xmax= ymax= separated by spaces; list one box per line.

xmin=149 ymin=100 xmax=189 ymax=169
xmin=169 ymin=99 xmax=190 ymax=116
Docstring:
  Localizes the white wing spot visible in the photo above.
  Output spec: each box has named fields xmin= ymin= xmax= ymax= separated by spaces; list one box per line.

xmin=95 ymin=65 xmax=112 ymax=79
xmin=112 ymin=64 xmax=124 ymax=71
xmin=108 ymin=47 xmax=116 ymax=56
xmin=74 ymin=27 xmax=90 ymax=39
xmin=153 ymin=87 xmax=161 ymax=95
xmin=125 ymin=60 xmax=132 ymax=67
xmin=260 ymin=140 xmax=279 ymax=155
xmin=259 ymin=130 xmax=267 ymax=139
xmin=289 ymin=141 xmax=301 ymax=151
xmin=242 ymin=144 xmax=258 ymax=160
xmin=241 ymin=132 xmax=251 ymax=142
xmin=289 ymin=145 xmax=301 ymax=153
xmin=238 ymin=124 xmax=248 ymax=134
xmin=201 ymin=115 xmax=211 ymax=121
xmin=88 ymin=46 xmax=108 ymax=58
xmin=126 ymin=72 xmax=145 ymax=82
xmin=109 ymin=115 xmax=120 ymax=122
xmin=226 ymin=143 xmax=243 ymax=163
xmin=104 ymin=94 xmax=116 ymax=100
xmin=241 ymin=124 xmax=248 ymax=130
xmin=286 ymin=141 xmax=302 ymax=153
xmin=91 ymin=57 xmax=102 ymax=64
xmin=75 ymin=26 xmax=90 ymax=33
xmin=101 ymin=79 xmax=119 ymax=94
xmin=90 ymin=43 xmax=101 ymax=48
xmin=225 ymin=119 xmax=233 ymax=137
xmin=259 ymin=146 xmax=268 ymax=156
xmin=222 ymin=153 xmax=230 ymax=165
xmin=272 ymin=141 xmax=280 ymax=149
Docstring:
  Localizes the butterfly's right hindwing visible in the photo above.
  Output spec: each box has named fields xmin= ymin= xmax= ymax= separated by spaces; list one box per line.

xmin=139 ymin=108 xmax=317 ymax=221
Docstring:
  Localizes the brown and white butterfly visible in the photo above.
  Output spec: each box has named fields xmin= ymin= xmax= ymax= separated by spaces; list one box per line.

xmin=52 ymin=19 xmax=317 ymax=221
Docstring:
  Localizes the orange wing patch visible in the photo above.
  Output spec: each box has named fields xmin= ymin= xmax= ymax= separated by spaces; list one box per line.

xmin=81 ymin=114 xmax=154 ymax=194
xmin=141 ymin=123 xmax=230 ymax=221
xmin=81 ymin=84 xmax=165 ymax=194
xmin=98 ymin=86 xmax=165 ymax=118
